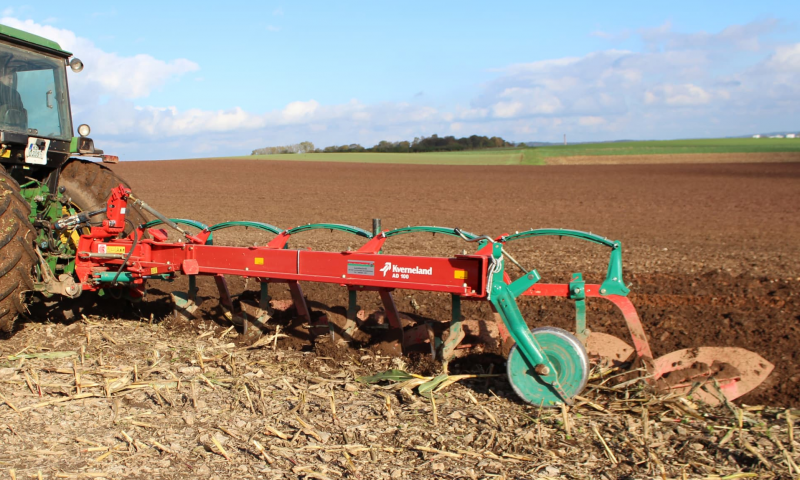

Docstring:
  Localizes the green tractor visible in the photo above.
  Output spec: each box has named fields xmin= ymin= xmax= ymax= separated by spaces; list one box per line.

xmin=0 ymin=24 xmax=145 ymax=331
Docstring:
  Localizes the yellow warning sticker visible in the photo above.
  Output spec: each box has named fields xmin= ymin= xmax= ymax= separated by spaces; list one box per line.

xmin=151 ymin=267 xmax=158 ymax=274
xmin=0 ymin=149 xmax=9 ymax=158
xmin=107 ymin=246 xmax=126 ymax=254
xmin=454 ymin=270 xmax=468 ymax=280
xmin=254 ymin=257 xmax=264 ymax=265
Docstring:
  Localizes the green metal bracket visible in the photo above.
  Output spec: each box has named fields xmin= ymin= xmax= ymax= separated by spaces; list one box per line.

xmin=487 ymin=244 xmax=548 ymax=370
xmin=285 ymin=223 xmax=372 ymax=238
xmin=600 ymin=241 xmax=628 ymax=296
xmin=569 ymin=273 xmax=588 ymax=342
xmin=502 ymin=229 xmax=629 ymax=297
xmin=508 ymin=269 xmax=542 ymax=298
xmin=143 ymin=218 xmax=209 ymax=231
xmin=383 ymin=226 xmax=478 ymax=240
xmin=502 ymin=228 xmax=617 ymax=248
xmin=206 ymin=221 xmax=282 ymax=245
xmin=259 ymin=281 xmax=270 ymax=310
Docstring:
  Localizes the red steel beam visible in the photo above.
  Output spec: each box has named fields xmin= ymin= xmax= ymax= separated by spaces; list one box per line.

xmin=76 ymin=240 xmax=489 ymax=298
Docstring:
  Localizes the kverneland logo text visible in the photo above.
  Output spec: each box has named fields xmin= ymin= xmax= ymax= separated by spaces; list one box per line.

xmin=380 ymin=262 xmax=433 ymax=277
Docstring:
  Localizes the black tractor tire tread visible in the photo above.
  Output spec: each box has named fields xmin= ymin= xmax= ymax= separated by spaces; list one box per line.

xmin=0 ymin=221 xmax=20 ymax=250
xmin=0 ymin=250 xmax=23 ymax=279
xmin=0 ymin=167 xmax=37 ymax=332
xmin=0 ymin=195 xmax=9 ymax=216
xmin=13 ymin=206 xmax=30 ymax=224
xmin=59 ymin=159 xmax=148 ymax=228
xmin=16 ymin=264 xmax=34 ymax=290
xmin=0 ymin=280 xmax=18 ymax=303
xmin=16 ymin=237 xmax=38 ymax=269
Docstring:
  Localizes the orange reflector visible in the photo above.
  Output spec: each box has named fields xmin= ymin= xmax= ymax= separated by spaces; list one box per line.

xmin=454 ymin=270 xmax=468 ymax=280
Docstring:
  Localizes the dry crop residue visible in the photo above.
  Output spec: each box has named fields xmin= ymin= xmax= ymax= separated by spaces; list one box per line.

xmin=0 ymin=318 xmax=797 ymax=478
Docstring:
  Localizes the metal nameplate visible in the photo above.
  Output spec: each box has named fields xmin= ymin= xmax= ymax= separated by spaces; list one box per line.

xmin=347 ymin=260 xmax=374 ymax=276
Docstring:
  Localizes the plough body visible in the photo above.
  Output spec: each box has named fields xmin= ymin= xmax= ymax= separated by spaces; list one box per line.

xmin=73 ymin=185 xmax=773 ymax=406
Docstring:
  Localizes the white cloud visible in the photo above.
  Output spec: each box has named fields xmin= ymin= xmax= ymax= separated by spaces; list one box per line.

xmin=492 ymin=101 xmax=523 ymax=118
xmin=763 ymin=43 xmax=800 ymax=73
xmin=2 ymin=17 xmax=798 ymax=159
xmin=281 ymin=100 xmax=319 ymax=123
xmin=639 ymin=19 xmax=779 ymax=53
xmin=0 ymin=17 xmax=199 ymax=101
xmin=644 ymin=84 xmax=712 ymax=106
xmin=578 ymin=116 xmax=606 ymax=126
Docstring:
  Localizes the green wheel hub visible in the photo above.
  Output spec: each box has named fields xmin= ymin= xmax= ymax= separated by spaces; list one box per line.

xmin=506 ymin=327 xmax=589 ymax=406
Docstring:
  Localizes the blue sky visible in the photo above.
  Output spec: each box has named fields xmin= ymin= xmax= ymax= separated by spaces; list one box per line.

xmin=3 ymin=1 xmax=799 ymax=159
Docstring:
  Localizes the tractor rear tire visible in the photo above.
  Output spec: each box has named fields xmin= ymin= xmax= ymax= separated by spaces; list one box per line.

xmin=0 ymin=166 xmax=37 ymax=332
xmin=59 ymin=159 xmax=148 ymax=229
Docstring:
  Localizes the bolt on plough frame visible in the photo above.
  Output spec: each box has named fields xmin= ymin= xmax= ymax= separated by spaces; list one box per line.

xmin=73 ymin=185 xmax=773 ymax=406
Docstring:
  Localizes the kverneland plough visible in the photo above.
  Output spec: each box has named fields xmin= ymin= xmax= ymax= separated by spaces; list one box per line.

xmin=64 ymin=184 xmax=773 ymax=407
xmin=0 ymin=24 xmax=773 ymax=408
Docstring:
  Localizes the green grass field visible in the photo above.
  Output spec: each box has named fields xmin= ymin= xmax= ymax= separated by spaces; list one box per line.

xmin=527 ymin=137 xmax=800 ymax=165
xmin=198 ymin=138 xmax=800 ymax=165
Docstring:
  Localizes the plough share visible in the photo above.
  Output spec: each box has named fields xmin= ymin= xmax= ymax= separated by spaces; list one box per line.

xmin=72 ymin=185 xmax=773 ymax=407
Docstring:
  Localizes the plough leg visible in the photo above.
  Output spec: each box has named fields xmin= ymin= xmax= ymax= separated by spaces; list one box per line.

xmin=287 ymin=281 xmax=311 ymax=323
xmin=601 ymin=295 xmax=653 ymax=360
xmin=441 ymin=294 xmax=466 ymax=372
xmin=378 ymin=288 xmax=403 ymax=356
xmin=343 ymin=288 xmax=360 ymax=339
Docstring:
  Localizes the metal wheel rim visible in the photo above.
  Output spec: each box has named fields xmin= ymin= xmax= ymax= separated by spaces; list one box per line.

xmin=506 ymin=326 xmax=589 ymax=406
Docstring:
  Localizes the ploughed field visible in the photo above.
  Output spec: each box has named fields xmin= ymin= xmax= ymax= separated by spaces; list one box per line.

xmin=2 ymin=159 xmax=798 ymax=479
xmin=112 ymin=160 xmax=800 ymax=408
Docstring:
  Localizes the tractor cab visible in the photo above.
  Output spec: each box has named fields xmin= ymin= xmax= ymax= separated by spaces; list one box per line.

xmin=0 ymin=24 xmax=104 ymax=188
xmin=0 ymin=39 xmax=72 ymax=141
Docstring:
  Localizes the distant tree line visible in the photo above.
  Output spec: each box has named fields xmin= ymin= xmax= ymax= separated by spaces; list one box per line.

xmin=320 ymin=134 xmax=514 ymax=153
xmin=251 ymin=141 xmax=315 ymax=155
xmin=251 ymin=134 xmax=515 ymax=155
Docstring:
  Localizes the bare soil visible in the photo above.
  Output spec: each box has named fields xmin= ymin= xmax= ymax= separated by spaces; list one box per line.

xmin=0 ymin=159 xmax=798 ymax=479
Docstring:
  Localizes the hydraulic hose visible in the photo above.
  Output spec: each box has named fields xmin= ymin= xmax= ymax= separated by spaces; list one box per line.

xmin=112 ymin=219 xmax=138 ymax=285
xmin=128 ymin=195 xmax=188 ymax=235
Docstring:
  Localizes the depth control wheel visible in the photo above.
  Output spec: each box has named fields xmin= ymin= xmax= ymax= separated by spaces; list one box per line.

xmin=506 ymin=327 xmax=589 ymax=406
